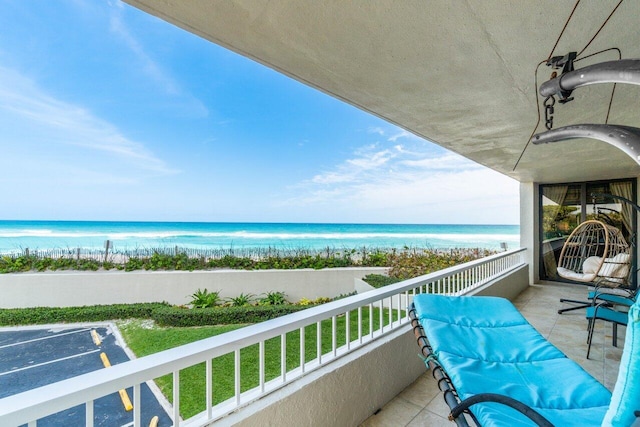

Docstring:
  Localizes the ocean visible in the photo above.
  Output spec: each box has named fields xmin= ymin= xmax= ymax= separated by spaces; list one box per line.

xmin=0 ymin=221 xmax=519 ymax=254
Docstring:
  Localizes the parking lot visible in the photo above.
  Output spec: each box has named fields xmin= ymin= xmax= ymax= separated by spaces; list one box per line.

xmin=0 ymin=325 xmax=172 ymax=426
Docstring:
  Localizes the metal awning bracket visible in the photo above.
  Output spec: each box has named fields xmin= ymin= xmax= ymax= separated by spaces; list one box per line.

xmin=545 ymin=52 xmax=577 ymax=103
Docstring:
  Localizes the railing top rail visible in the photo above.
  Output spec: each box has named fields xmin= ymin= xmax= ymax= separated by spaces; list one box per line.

xmin=0 ymin=247 xmax=526 ymax=424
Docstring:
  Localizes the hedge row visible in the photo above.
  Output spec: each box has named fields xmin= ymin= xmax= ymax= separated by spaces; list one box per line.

xmin=0 ymin=250 xmax=390 ymax=273
xmin=152 ymin=304 xmax=309 ymax=327
xmin=0 ymin=303 xmax=311 ymax=327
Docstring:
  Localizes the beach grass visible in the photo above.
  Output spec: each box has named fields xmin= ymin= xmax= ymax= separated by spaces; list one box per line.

xmin=117 ymin=306 xmax=401 ymax=419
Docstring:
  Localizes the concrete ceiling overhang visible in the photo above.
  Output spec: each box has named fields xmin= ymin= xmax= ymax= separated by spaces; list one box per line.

xmin=124 ymin=0 xmax=640 ymax=184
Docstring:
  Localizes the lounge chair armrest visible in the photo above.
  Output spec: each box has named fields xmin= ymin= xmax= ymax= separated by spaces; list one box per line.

xmin=450 ymin=393 xmax=553 ymax=427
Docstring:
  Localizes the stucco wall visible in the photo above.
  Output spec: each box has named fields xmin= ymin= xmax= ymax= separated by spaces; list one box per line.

xmin=0 ymin=268 xmax=387 ymax=308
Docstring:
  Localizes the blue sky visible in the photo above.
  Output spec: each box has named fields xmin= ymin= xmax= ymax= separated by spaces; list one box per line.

xmin=0 ymin=1 xmax=519 ymax=224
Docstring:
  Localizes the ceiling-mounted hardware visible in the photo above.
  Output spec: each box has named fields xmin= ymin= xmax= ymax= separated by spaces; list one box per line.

xmin=543 ymin=52 xmax=577 ymax=103
xmin=540 ymin=57 xmax=640 ymax=102
xmin=532 ymin=124 xmax=640 ymax=166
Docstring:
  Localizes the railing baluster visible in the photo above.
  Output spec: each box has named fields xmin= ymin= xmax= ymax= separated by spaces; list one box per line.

xmin=206 ymin=358 xmax=213 ymax=419
xmin=300 ymin=327 xmax=306 ymax=373
xmin=369 ymin=302 xmax=374 ymax=338
xmin=281 ymin=334 xmax=287 ymax=382
xmin=332 ymin=316 xmax=337 ymax=357
xmin=259 ymin=341 xmax=265 ymax=393
xmin=86 ymin=400 xmax=94 ymax=427
xmin=235 ymin=350 xmax=241 ymax=405
xmin=133 ymin=384 xmax=140 ymax=427
xmin=346 ymin=310 xmax=351 ymax=349
xmin=317 ymin=321 xmax=322 ymax=364
xmin=173 ymin=370 xmax=180 ymax=427
xmin=358 ymin=306 xmax=363 ymax=344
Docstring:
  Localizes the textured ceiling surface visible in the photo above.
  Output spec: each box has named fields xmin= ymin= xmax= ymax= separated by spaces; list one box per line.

xmin=125 ymin=0 xmax=640 ymax=184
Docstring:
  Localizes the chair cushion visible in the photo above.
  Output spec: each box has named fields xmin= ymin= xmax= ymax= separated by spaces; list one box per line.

xmin=413 ymin=294 xmax=611 ymax=426
xmin=602 ymin=299 xmax=640 ymax=426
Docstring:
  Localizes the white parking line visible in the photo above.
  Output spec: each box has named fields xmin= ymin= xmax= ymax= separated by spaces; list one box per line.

xmin=0 ymin=349 xmax=101 ymax=376
xmin=0 ymin=328 xmax=91 ymax=350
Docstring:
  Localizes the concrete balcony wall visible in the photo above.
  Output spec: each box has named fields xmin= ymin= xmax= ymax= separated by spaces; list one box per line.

xmin=0 ymin=267 xmax=387 ymax=308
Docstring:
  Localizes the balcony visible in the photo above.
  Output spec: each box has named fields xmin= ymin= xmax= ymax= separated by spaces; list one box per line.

xmin=0 ymin=248 xmax=623 ymax=426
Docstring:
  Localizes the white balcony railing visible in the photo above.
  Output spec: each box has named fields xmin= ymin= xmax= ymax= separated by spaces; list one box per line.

xmin=0 ymin=248 xmax=526 ymax=426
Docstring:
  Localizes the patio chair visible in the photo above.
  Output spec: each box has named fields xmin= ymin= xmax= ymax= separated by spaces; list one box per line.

xmin=586 ymin=302 xmax=629 ymax=359
xmin=585 ymin=286 xmax=638 ymax=358
xmin=410 ymin=294 xmax=640 ymax=426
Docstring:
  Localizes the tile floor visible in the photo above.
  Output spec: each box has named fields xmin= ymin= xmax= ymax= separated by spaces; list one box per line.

xmin=360 ymin=282 xmax=626 ymax=426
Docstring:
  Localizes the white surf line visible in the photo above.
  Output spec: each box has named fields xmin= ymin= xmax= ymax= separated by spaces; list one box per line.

xmin=0 ymin=327 xmax=92 ymax=350
xmin=0 ymin=349 xmax=101 ymax=376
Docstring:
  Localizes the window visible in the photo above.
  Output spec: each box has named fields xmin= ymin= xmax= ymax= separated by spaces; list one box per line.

xmin=539 ymin=178 xmax=636 ymax=285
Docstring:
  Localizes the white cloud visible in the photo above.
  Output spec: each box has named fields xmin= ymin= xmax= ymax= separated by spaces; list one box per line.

xmin=0 ymin=66 xmax=178 ymax=175
xmin=108 ymin=2 xmax=208 ymax=117
xmin=368 ymin=126 xmax=385 ymax=136
xmin=280 ymin=130 xmax=519 ymax=224
xmin=388 ymin=130 xmax=413 ymax=142
xmin=109 ymin=9 xmax=178 ymax=96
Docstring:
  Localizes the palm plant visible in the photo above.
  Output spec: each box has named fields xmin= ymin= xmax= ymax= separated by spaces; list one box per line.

xmin=189 ymin=288 xmax=221 ymax=308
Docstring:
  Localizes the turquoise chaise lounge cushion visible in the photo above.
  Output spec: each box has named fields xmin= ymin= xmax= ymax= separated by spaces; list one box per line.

xmin=413 ymin=294 xmax=612 ymax=426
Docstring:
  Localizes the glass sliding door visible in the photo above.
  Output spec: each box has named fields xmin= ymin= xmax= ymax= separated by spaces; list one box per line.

xmin=539 ymin=178 xmax=636 ymax=286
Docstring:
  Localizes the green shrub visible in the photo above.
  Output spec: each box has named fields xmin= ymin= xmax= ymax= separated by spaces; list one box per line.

xmin=0 ymin=303 xmax=170 ymax=326
xmin=258 ymin=291 xmax=288 ymax=306
xmin=387 ymin=248 xmax=494 ymax=280
xmin=0 ymin=247 xmax=493 ymax=275
xmin=362 ymin=274 xmax=402 ymax=288
xmin=225 ymin=292 xmax=255 ymax=307
xmin=189 ymin=289 xmax=221 ymax=308
xmin=151 ymin=304 xmax=309 ymax=327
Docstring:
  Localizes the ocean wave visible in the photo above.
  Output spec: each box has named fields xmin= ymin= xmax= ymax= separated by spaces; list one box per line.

xmin=0 ymin=229 xmax=518 ymax=241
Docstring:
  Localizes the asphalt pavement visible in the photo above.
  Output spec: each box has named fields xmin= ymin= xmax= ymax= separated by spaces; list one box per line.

xmin=0 ymin=325 xmax=173 ymax=426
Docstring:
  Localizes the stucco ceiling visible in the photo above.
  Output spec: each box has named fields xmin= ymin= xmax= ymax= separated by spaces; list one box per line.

xmin=124 ymin=0 xmax=640 ymax=184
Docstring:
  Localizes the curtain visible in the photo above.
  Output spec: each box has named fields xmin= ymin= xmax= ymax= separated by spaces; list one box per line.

xmin=542 ymin=185 xmax=569 ymax=235
xmin=609 ymin=181 xmax=634 ymax=237
xmin=542 ymin=185 xmax=569 ymax=278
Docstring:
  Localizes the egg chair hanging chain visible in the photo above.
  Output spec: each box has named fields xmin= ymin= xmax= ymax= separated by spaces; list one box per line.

xmin=543 ymin=96 xmax=555 ymax=130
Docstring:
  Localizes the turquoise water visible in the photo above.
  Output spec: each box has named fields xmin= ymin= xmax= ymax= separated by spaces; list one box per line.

xmin=0 ymin=221 xmax=519 ymax=253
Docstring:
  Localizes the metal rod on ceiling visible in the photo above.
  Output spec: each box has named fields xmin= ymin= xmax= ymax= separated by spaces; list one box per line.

xmin=532 ymin=124 xmax=640 ymax=166
xmin=540 ymin=59 xmax=640 ymax=100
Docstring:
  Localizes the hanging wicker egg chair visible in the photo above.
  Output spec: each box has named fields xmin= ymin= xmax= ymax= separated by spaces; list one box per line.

xmin=556 ymin=220 xmax=631 ymax=285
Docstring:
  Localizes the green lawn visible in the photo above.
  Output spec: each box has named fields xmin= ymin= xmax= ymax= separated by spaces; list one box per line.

xmin=117 ymin=306 xmax=403 ymax=419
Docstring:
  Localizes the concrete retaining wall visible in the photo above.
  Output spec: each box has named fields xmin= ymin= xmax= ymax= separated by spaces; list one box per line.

xmin=0 ymin=268 xmax=387 ymax=308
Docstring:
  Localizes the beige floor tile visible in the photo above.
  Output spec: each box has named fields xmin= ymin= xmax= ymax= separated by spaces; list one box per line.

xmin=406 ymin=407 xmax=450 ymax=427
xmin=397 ymin=373 xmax=440 ymax=407
xmin=360 ymin=397 xmax=423 ymax=427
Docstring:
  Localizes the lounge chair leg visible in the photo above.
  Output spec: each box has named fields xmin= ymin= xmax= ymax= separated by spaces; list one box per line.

xmin=613 ymin=323 xmax=618 ymax=347
xmin=587 ymin=318 xmax=596 ymax=359
xmin=558 ymin=298 xmax=591 ymax=314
